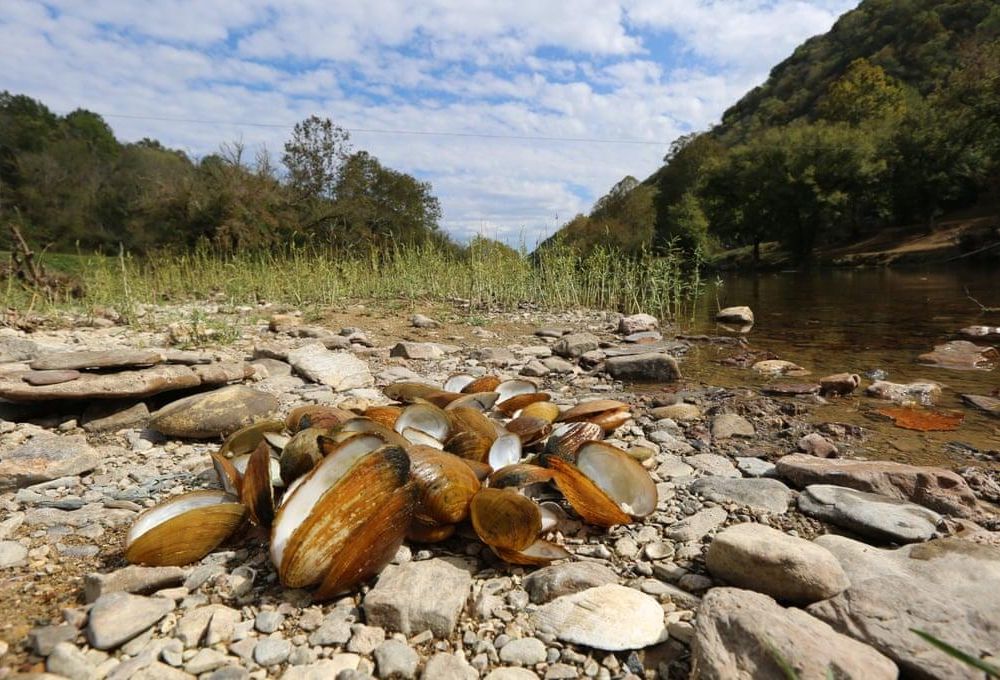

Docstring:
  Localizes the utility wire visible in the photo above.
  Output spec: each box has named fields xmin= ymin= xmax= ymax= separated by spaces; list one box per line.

xmin=98 ymin=112 xmax=668 ymax=146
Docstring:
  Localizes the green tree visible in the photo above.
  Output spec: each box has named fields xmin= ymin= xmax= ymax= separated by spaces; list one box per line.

xmin=817 ymin=58 xmax=907 ymax=124
xmin=282 ymin=116 xmax=351 ymax=201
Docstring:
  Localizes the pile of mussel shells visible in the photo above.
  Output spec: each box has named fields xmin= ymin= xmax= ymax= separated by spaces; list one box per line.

xmin=123 ymin=376 xmax=656 ymax=600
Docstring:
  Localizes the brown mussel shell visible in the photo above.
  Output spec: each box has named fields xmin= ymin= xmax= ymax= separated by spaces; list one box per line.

xmin=443 ymin=392 xmax=500 ymax=412
xmin=125 ymin=490 xmax=246 ymax=566
xmin=241 ymin=440 xmax=275 ymax=527
xmin=394 ymin=403 xmax=451 ymax=443
xmin=488 ymin=464 xmax=555 ymax=490
xmin=461 ymin=375 xmax=501 ymax=394
xmin=496 ymin=392 xmax=551 ymax=417
xmin=447 ymin=407 xmax=498 ymax=441
xmin=363 ymin=405 xmax=402 ymax=429
xmin=406 ymin=517 xmax=457 ymax=543
xmin=211 ymin=451 xmax=242 ymax=496
xmin=339 ymin=418 xmax=410 ymax=448
xmin=219 ymin=420 xmax=285 ymax=456
xmin=470 ymin=488 xmax=541 ymax=552
xmin=279 ymin=427 xmax=326 ymax=486
xmin=285 ymin=405 xmax=353 ymax=432
xmin=546 ymin=456 xmax=631 ymax=527
xmin=407 ymin=445 xmax=481 ymax=525
xmin=519 ymin=401 xmax=561 ymax=423
xmin=556 ymin=399 xmax=630 ymax=433
xmin=505 ymin=415 xmax=552 ymax=447
xmin=542 ymin=421 xmax=603 ymax=462
xmin=493 ymin=539 xmax=571 ymax=566
xmin=444 ymin=431 xmax=493 ymax=463
xmin=574 ymin=441 xmax=657 ymax=519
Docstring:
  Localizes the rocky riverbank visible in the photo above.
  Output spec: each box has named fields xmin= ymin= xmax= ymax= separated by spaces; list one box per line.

xmin=0 ymin=302 xmax=997 ymax=679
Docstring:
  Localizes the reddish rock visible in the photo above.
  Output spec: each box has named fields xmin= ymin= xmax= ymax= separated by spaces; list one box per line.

xmin=918 ymin=340 xmax=997 ymax=371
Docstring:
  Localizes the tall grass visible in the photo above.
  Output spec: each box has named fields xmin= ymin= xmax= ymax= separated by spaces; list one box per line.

xmin=5 ymin=240 xmax=705 ymax=321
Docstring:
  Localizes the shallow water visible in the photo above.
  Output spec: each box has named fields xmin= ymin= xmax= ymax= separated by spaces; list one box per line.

xmin=677 ymin=265 xmax=1000 ymax=467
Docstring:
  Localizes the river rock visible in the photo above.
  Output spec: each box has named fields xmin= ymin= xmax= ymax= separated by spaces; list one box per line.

xmin=0 ymin=335 xmax=37 ymax=363
xmin=363 ymin=558 xmax=472 ymax=637
xmin=0 ymin=540 xmax=28 ymax=568
xmin=618 ymin=313 xmax=659 ymax=335
xmin=666 ymin=506 xmax=727 ymax=542
xmin=761 ymin=382 xmax=820 ymax=396
xmin=918 ymin=340 xmax=997 ymax=371
xmin=706 ymin=523 xmax=849 ymax=603
xmin=865 ymin=379 xmax=941 ymax=404
xmin=961 ymin=393 xmax=1000 ymax=417
xmin=287 ymin=344 xmax=373 ymax=390
xmin=735 ymin=457 xmax=777 ymax=478
xmin=751 ymin=360 xmax=809 ymax=376
xmin=149 ymin=385 xmax=278 ymax=438
xmin=530 ymin=584 xmax=667 ymax=651
xmin=715 ymin=306 xmax=754 ymax=324
xmin=552 ymin=333 xmax=599 ymax=358
xmin=410 ymin=313 xmax=440 ymax=328
xmin=390 ymin=342 xmax=444 ymax=360
xmin=81 ymin=400 xmax=150 ymax=433
xmin=692 ymin=587 xmax=897 ymax=679
xmin=84 ymin=565 xmax=187 ymax=603
xmin=374 ymin=639 xmax=419 ymax=679
xmin=422 ymin=652 xmax=477 ymax=680
xmin=959 ymin=325 xmax=1000 ymax=340
xmin=0 ymin=433 xmax=100 ymax=491
xmin=685 ymin=453 xmax=739 ymax=477
xmin=499 ymin=637 xmax=547 ymax=665
xmin=797 ymin=432 xmax=838 ymax=458
xmin=650 ymin=402 xmax=701 ymax=421
xmin=819 ymin=372 xmax=861 ymax=396
xmin=522 ymin=561 xmax=618 ymax=604
xmin=86 ymin=592 xmax=174 ymax=650
xmin=711 ymin=413 xmax=754 ymax=440
xmin=30 ymin=348 xmax=166 ymax=371
xmin=690 ymin=477 xmax=792 ymax=515
xmin=799 ymin=484 xmax=941 ymax=543
xmin=47 ymin=641 xmax=97 ymax=680
xmin=21 ymin=369 xmax=80 ymax=386
xmin=809 ymin=535 xmax=1000 ymax=679
xmin=605 ymin=352 xmax=681 ymax=382
xmin=775 ymin=453 xmax=978 ymax=517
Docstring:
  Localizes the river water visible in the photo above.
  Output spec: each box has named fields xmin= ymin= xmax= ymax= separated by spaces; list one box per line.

xmin=677 ymin=265 xmax=1000 ymax=467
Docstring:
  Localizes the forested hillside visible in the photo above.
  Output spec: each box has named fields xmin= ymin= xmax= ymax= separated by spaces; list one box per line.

xmin=0 ymin=98 xmax=448 ymax=253
xmin=544 ymin=0 xmax=1000 ymax=263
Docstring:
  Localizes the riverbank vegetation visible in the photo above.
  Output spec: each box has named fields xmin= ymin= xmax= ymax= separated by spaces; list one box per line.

xmin=543 ymin=0 xmax=1000 ymax=265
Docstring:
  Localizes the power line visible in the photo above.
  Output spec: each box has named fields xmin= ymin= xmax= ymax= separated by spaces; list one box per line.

xmin=98 ymin=112 xmax=668 ymax=147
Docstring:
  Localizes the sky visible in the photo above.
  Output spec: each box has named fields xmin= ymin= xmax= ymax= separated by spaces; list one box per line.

xmin=0 ymin=0 xmax=858 ymax=246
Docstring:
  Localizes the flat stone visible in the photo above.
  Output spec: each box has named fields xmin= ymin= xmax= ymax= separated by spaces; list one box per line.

xmin=374 ymin=639 xmax=419 ymax=679
xmin=692 ymin=587 xmax=897 ymax=679
xmin=347 ymin=623 xmax=384 ymax=654
xmin=540 ymin=356 xmax=575 ymax=374
xmin=47 ymin=641 xmax=97 ymax=680
xmin=684 ymin=453 xmax=740 ymax=478
xmin=473 ymin=347 xmax=518 ymax=366
xmin=308 ymin=614 xmax=351 ymax=646
xmin=132 ymin=661 xmax=194 ymax=680
xmin=499 ymin=637 xmax=546 ymax=665
xmin=774 ymin=453 xmax=978 ymax=517
xmin=530 ymin=584 xmax=667 ymax=651
xmin=650 ymin=403 xmax=701 ymax=421
xmin=282 ymin=656 xmax=360 ymax=680
xmin=715 ymin=306 xmax=753 ymax=324
xmin=520 ymin=360 xmax=550 ymax=377
xmin=28 ymin=623 xmax=77 ymax=655
xmin=253 ymin=638 xmax=291 ymax=666
xmin=799 ymin=484 xmax=941 ymax=543
xmin=31 ymin=348 xmax=166 ymax=371
xmin=390 ymin=342 xmax=444 ymax=360
xmin=81 ymin=401 xmax=150 ymax=433
xmin=711 ymin=414 xmax=754 ymax=440
xmin=918 ymin=340 xmax=997 ymax=371
xmin=751 ymin=360 xmax=809 ymax=376
xmin=287 ymin=344 xmax=373 ymax=391
xmin=809 ymin=536 xmax=1000 ymax=679
xmin=865 ymin=379 xmax=942 ymax=405
xmin=0 ymin=363 xmax=236 ymax=401
xmin=421 ymin=652 xmax=477 ymax=680
xmin=0 ymin=336 xmax=37 ymax=363
xmin=706 ymin=523 xmax=850 ymax=604
xmin=552 ymin=333 xmax=600 ymax=359
xmin=961 ymin=393 xmax=1000 ymax=417
xmin=363 ymin=558 xmax=472 ymax=637
xmin=175 ymin=604 xmax=241 ymax=648
xmin=485 ymin=669 xmax=540 ymax=680
xmin=797 ymin=432 xmax=838 ymax=458
xmin=523 ymin=561 xmax=619 ymax=604
xmin=624 ymin=330 xmax=662 ymax=344
xmin=735 ymin=457 xmax=776 ymax=478
xmin=86 ymin=592 xmax=173 ymax=650
xmin=656 ymin=454 xmax=695 ymax=477
xmin=149 ymin=385 xmax=279 ymax=438
xmin=185 ymin=648 xmax=230 ymax=675
xmin=0 ymin=540 xmax=28 ymax=568
xmin=22 ymin=369 xmax=81 ymax=386
xmin=666 ymin=506 xmax=727 ymax=542
xmin=254 ymin=611 xmax=285 ymax=634
xmin=84 ymin=565 xmax=186 ymax=603
xmin=605 ymin=352 xmax=681 ymax=382
xmin=761 ymin=382 xmax=820 ymax=396
xmin=0 ymin=433 xmax=100 ymax=492
xmin=689 ymin=477 xmax=792 ymax=515
xmin=618 ymin=313 xmax=659 ymax=335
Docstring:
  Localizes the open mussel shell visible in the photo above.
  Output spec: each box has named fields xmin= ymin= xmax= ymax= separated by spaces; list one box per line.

xmin=219 ymin=420 xmax=285 ymax=456
xmin=494 ymin=539 xmax=571 ymax=566
xmin=488 ymin=464 xmax=555 ymax=490
xmin=519 ymin=401 xmax=561 ymax=423
xmin=496 ymin=379 xmax=537 ymax=403
xmin=363 ymin=405 xmax=402 ymax=429
xmin=279 ymin=427 xmax=326 ymax=486
xmin=556 ymin=399 xmax=630 ymax=433
xmin=407 ymin=516 xmax=457 ymax=543
xmin=444 ymin=392 xmax=499 ymax=412
xmin=470 ymin=488 xmax=541 ymax=552
xmin=444 ymin=373 xmax=476 ymax=393
xmin=271 ymin=443 xmax=413 ymax=593
xmin=241 ymin=441 xmax=276 ymax=527
xmin=407 ymin=445 xmax=481 ymax=525
xmin=383 ymin=381 xmax=461 ymax=408
xmin=285 ymin=405 xmax=353 ymax=432
xmin=340 ymin=417 xmax=410 ymax=448
xmin=394 ymin=403 xmax=450 ymax=443
xmin=462 ymin=375 xmax=501 ymax=394
xmin=447 ymin=407 xmax=498 ymax=441
xmin=211 ymin=451 xmax=242 ymax=496
xmin=545 ymin=441 xmax=656 ymax=527
xmin=488 ymin=433 xmax=523 ymax=470
xmin=542 ymin=421 xmax=604 ymax=462
xmin=125 ymin=490 xmax=246 ymax=566
xmin=505 ymin=415 xmax=552 ymax=447
xmin=496 ymin=392 xmax=551 ymax=417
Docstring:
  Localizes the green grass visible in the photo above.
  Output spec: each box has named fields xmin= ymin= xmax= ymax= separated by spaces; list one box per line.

xmin=5 ymin=241 xmax=705 ymax=323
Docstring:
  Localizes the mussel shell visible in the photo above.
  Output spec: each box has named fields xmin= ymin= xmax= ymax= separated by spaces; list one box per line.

xmin=271 ymin=444 xmax=412 ymax=590
xmin=575 ymin=441 xmax=656 ymax=518
xmin=444 ymin=373 xmax=476 ymax=393
xmin=407 ymin=517 xmax=457 ymax=543
xmin=519 ymin=401 xmax=561 ymax=423
xmin=470 ymin=487 xmax=540 ymax=552
xmin=505 ymin=415 xmax=552 ymax=447
xmin=461 ymin=375 xmax=501 ymax=394
xmin=589 ymin=409 xmax=632 ymax=433
xmin=407 ymin=446 xmax=481 ymax=525
xmin=220 ymin=420 xmax=285 ymax=456
xmin=241 ymin=441 xmax=275 ymax=527
xmin=444 ymin=392 xmax=500 ymax=412
xmin=488 ymin=433 xmax=523 ymax=470
xmin=460 ymin=458 xmax=493 ymax=481
xmin=542 ymin=421 xmax=603 ymax=462
xmin=285 ymin=405 xmax=353 ymax=432
xmin=496 ymin=392 xmax=551 ymax=417
xmin=383 ymin=381 xmax=440 ymax=403
xmin=444 ymin=430 xmax=493 ymax=463
xmin=279 ymin=427 xmax=326 ymax=486
xmin=493 ymin=539 xmax=571 ymax=566
xmin=211 ymin=451 xmax=242 ymax=496
xmin=556 ymin=399 xmax=629 ymax=428
xmin=447 ymin=407 xmax=498 ymax=440
xmin=394 ymin=403 xmax=450 ymax=442
xmin=340 ymin=418 xmax=410 ymax=448
xmin=546 ymin=456 xmax=631 ymax=527
xmin=125 ymin=490 xmax=246 ymax=566
xmin=363 ymin=405 xmax=402 ymax=429
xmin=496 ymin=379 xmax=537 ymax=403
xmin=488 ymin=464 xmax=555 ymax=490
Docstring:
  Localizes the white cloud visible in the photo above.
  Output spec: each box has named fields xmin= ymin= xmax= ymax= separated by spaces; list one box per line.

xmin=0 ymin=0 xmax=858 ymax=245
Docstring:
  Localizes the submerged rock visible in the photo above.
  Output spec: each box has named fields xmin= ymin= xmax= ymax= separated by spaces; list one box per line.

xmin=918 ymin=340 xmax=997 ymax=371
xmin=961 ymin=393 xmax=1000 ymax=417
xmin=715 ymin=306 xmax=754 ymax=324
xmin=751 ymin=360 xmax=809 ymax=377
xmin=865 ymin=379 xmax=942 ymax=404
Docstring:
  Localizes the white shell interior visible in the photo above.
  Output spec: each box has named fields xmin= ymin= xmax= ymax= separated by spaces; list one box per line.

xmin=444 ymin=374 xmax=475 ymax=393
xmin=576 ymin=442 xmax=656 ymax=517
xmin=394 ymin=404 xmax=449 ymax=441
xmin=127 ymin=490 xmax=235 ymax=546
xmin=488 ymin=433 xmax=522 ymax=470
xmin=496 ymin=379 xmax=536 ymax=403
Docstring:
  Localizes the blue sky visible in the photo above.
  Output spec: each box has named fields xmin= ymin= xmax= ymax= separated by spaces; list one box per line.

xmin=1 ymin=0 xmax=857 ymax=245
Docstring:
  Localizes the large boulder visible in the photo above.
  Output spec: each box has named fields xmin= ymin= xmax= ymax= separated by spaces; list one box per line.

xmin=618 ymin=313 xmax=659 ymax=335
xmin=705 ymin=523 xmax=849 ymax=604
xmin=775 ymin=454 xmax=978 ymax=517
xmin=798 ymin=484 xmax=941 ymax=543
xmin=809 ymin=536 xmax=1000 ymax=679
xmin=691 ymin=587 xmax=897 ymax=679
xmin=149 ymin=385 xmax=279 ymax=438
